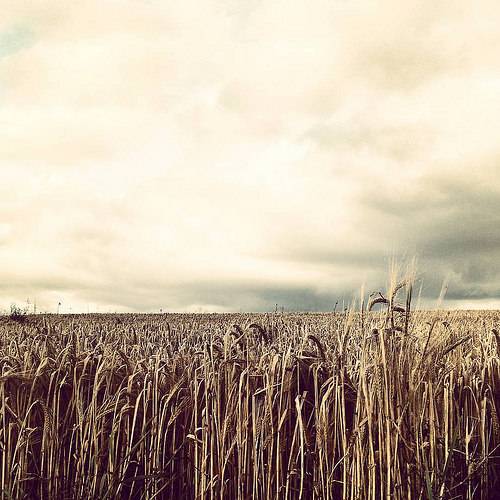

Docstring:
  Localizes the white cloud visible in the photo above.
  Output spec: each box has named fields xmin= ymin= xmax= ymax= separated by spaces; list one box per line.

xmin=0 ymin=0 xmax=499 ymax=312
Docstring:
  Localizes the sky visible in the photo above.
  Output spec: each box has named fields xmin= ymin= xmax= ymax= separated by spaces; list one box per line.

xmin=0 ymin=0 xmax=499 ymax=313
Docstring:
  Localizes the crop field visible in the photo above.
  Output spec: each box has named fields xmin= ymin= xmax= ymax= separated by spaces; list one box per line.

xmin=0 ymin=283 xmax=499 ymax=499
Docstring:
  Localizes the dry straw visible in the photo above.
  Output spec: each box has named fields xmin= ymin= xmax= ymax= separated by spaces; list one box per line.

xmin=0 ymin=279 xmax=498 ymax=499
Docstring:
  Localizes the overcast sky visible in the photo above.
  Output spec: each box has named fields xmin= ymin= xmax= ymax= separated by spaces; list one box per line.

xmin=1 ymin=0 xmax=499 ymax=313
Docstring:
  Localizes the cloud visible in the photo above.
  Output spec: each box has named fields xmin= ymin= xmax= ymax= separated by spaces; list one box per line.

xmin=355 ymin=167 xmax=500 ymax=302
xmin=0 ymin=0 xmax=499 ymax=312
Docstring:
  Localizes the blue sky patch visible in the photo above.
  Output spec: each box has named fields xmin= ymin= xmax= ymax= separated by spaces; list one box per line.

xmin=0 ymin=25 xmax=37 ymax=58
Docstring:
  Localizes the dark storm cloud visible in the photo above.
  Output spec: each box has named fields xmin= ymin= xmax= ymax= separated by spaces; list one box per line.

xmin=77 ymin=280 xmax=345 ymax=313
xmin=357 ymin=173 xmax=500 ymax=302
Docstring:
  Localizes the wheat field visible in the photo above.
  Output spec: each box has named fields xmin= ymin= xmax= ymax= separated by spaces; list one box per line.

xmin=0 ymin=282 xmax=498 ymax=499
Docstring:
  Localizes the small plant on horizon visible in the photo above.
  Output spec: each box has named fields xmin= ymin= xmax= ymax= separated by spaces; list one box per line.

xmin=9 ymin=302 xmax=29 ymax=322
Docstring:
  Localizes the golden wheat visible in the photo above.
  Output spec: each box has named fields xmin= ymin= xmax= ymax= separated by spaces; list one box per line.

xmin=0 ymin=294 xmax=498 ymax=499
